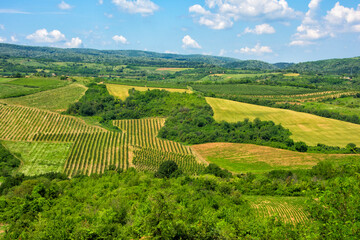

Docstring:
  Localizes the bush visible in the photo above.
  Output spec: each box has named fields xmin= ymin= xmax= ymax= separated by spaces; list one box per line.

xmin=155 ymin=161 xmax=180 ymax=178
xmin=295 ymin=141 xmax=308 ymax=152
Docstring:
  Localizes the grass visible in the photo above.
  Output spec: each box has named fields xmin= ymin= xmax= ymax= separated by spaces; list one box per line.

xmin=106 ymin=84 xmax=193 ymax=101
xmin=0 ymin=83 xmax=87 ymax=112
xmin=206 ymin=97 xmax=360 ymax=147
xmin=0 ymin=78 xmax=16 ymax=83
xmin=246 ymin=195 xmax=309 ymax=225
xmin=0 ymin=84 xmax=40 ymax=99
xmin=193 ymin=84 xmax=317 ymax=96
xmin=2 ymin=141 xmax=72 ymax=176
xmin=0 ymin=78 xmax=69 ymax=99
xmin=283 ymin=73 xmax=300 ymax=77
xmin=191 ymin=142 xmax=355 ymax=173
xmin=7 ymin=78 xmax=67 ymax=88
xmin=155 ymin=68 xmax=192 ymax=72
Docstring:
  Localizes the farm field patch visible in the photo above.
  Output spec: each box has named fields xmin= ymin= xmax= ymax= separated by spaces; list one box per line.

xmin=206 ymin=97 xmax=360 ymax=147
xmin=193 ymin=84 xmax=317 ymax=96
xmin=191 ymin=143 xmax=355 ymax=173
xmin=0 ymin=83 xmax=87 ymax=112
xmin=156 ymin=67 xmax=192 ymax=72
xmin=106 ymin=83 xmax=193 ymax=101
xmin=246 ymin=195 xmax=309 ymax=225
xmin=2 ymin=141 xmax=72 ymax=176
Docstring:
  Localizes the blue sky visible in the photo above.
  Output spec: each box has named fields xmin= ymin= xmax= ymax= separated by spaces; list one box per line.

xmin=0 ymin=0 xmax=359 ymax=63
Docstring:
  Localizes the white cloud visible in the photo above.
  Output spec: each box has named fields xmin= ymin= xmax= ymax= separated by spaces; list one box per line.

xmin=11 ymin=36 xmax=18 ymax=42
xmin=291 ymin=1 xmax=360 ymax=46
xmin=0 ymin=24 xmax=4 ymax=30
xmin=0 ymin=9 xmax=30 ymax=14
xmin=182 ymin=35 xmax=202 ymax=49
xmin=164 ymin=50 xmax=178 ymax=54
xmin=0 ymin=37 xmax=6 ymax=43
xmin=236 ymin=43 xmax=273 ymax=54
xmin=112 ymin=0 xmax=159 ymax=16
xmin=289 ymin=40 xmax=314 ymax=46
xmin=104 ymin=12 xmax=113 ymax=18
xmin=189 ymin=0 xmax=298 ymax=30
xmin=244 ymin=23 xmax=275 ymax=35
xmin=65 ymin=37 xmax=82 ymax=48
xmin=26 ymin=29 xmax=66 ymax=43
xmin=112 ymin=35 xmax=129 ymax=44
xmin=219 ymin=49 xmax=226 ymax=56
xmin=58 ymin=1 xmax=73 ymax=10
xmin=99 ymin=0 xmax=104 ymax=4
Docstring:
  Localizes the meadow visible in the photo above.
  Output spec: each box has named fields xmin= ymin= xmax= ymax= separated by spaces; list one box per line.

xmin=192 ymin=142 xmax=355 ymax=173
xmin=206 ymin=97 xmax=360 ymax=147
xmin=193 ymin=84 xmax=317 ymax=96
xmin=2 ymin=141 xmax=72 ymax=176
xmin=106 ymin=83 xmax=192 ymax=101
xmin=0 ymin=83 xmax=86 ymax=112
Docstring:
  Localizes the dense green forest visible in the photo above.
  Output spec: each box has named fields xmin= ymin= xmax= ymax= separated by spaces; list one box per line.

xmin=1 ymin=160 xmax=360 ymax=239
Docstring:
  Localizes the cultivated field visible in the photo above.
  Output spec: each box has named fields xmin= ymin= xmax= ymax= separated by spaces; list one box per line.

xmin=246 ymin=196 xmax=309 ymax=225
xmin=106 ymin=84 xmax=192 ymax=101
xmin=3 ymin=141 xmax=72 ymax=176
xmin=156 ymin=68 xmax=192 ymax=72
xmin=0 ymin=83 xmax=87 ymax=112
xmin=191 ymin=143 xmax=355 ymax=173
xmin=206 ymin=97 xmax=360 ymax=147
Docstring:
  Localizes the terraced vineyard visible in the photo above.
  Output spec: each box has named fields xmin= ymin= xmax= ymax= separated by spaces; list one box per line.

xmin=133 ymin=148 xmax=204 ymax=174
xmin=0 ymin=103 xmax=201 ymax=176
xmin=114 ymin=118 xmax=192 ymax=155
xmin=246 ymin=196 xmax=309 ymax=225
xmin=114 ymin=118 xmax=201 ymax=174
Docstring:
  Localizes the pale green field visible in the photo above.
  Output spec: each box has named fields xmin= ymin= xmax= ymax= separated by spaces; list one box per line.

xmin=106 ymin=84 xmax=193 ymax=101
xmin=206 ymin=97 xmax=360 ymax=147
xmin=3 ymin=141 xmax=72 ymax=176
xmin=0 ymin=83 xmax=87 ymax=112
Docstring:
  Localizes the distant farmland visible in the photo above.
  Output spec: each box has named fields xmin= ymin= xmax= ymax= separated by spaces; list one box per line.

xmin=106 ymin=84 xmax=192 ymax=101
xmin=206 ymin=97 xmax=360 ymax=147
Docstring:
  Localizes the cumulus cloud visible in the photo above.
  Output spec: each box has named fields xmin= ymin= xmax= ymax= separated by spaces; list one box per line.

xmin=112 ymin=0 xmax=159 ymax=16
xmin=0 ymin=24 xmax=4 ymax=30
xmin=65 ymin=37 xmax=82 ymax=48
xmin=182 ymin=35 xmax=202 ymax=49
xmin=26 ymin=29 xmax=66 ymax=43
xmin=104 ymin=12 xmax=113 ymax=18
xmin=112 ymin=35 xmax=129 ymax=44
xmin=58 ymin=1 xmax=73 ymax=10
xmin=236 ymin=43 xmax=272 ymax=54
xmin=291 ymin=1 xmax=360 ymax=46
xmin=189 ymin=0 xmax=298 ymax=30
xmin=0 ymin=37 xmax=6 ymax=43
xmin=99 ymin=0 xmax=104 ymax=4
xmin=244 ymin=24 xmax=275 ymax=35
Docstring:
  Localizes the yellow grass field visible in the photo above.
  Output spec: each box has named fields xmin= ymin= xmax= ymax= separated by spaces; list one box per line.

xmin=283 ymin=73 xmax=300 ymax=77
xmin=206 ymin=97 xmax=360 ymax=147
xmin=155 ymin=68 xmax=191 ymax=72
xmin=106 ymin=84 xmax=193 ymax=101
xmin=191 ymin=142 xmax=355 ymax=173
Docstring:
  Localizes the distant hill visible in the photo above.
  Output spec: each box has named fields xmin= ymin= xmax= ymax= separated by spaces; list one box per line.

xmin=273 ymin=62 xmax=294 ymax=69
xmin=288 ymin=57 xmax=360 ymax=75
xmin=0 ymin=43 xmax=261 ymax=69
xmin=224 ymin=60 xmax=278 ymax=70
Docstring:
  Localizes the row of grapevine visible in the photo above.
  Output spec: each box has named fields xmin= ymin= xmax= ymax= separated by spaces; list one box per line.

xmin=114 ymin=118 xmax=192 ymax=155
xmin=133 ymin=147 xmax=205 ymax=175
xmin=0 ymin=104 xmax=103 ymax=141
xmin=250 ymin=201 xmax=309 ymax=225
xmin=63 ymin=132 xmax=129 ymax=177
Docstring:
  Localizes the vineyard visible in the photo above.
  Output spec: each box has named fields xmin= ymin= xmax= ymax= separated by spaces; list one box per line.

xmin=0 ymin=103 xmax=202 ymax=176
xmin=247 ymin=196 xmax=309 ymax=225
